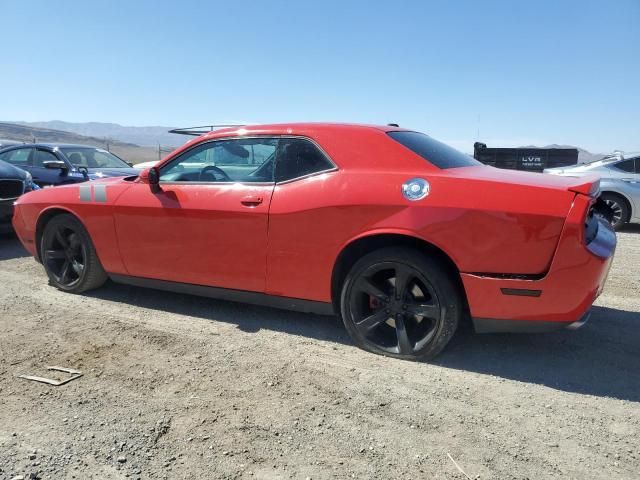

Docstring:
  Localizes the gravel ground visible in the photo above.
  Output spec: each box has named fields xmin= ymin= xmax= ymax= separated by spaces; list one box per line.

xmin=0 ymin=226 xmax=639 ymax=480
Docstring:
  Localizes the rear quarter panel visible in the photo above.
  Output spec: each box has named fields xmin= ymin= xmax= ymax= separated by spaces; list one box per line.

xmin=266 ymin=168 xmax=574 ymax=302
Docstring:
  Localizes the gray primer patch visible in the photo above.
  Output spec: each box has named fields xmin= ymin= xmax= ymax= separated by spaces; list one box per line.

xmin=94 ymin=184 xmax=107 ymax=202
xmin=79 ymin=185 xmax=92 ymax=201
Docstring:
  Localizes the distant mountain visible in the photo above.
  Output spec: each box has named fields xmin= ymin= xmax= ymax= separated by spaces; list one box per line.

xmin=0 ymin=122 xmax=138 ymax=148
xmin=0 ymin=122 xmax=167 ymax=164
xmin=519 ymin=144 xmax=606 ymax=164
xmin=13 ymin=120 xmax=184 ymax=147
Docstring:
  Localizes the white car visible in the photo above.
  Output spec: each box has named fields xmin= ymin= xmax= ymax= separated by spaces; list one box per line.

xmin=545 ymin=152 xmax=640 ymax=230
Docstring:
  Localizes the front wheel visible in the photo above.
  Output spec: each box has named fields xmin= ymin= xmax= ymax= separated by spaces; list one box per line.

xmin=340 ymin=247 xmax=463 ymax=361
xmin=41 ymin=214 xmax=108 ymax=293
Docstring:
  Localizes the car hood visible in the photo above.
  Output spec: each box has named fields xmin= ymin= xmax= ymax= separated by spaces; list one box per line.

xmin=0 ymin=159 xmax=27 ymax=180
xmin=133 ymin=161 xmax=158 ymax=169
xmin=87 ymin=167 xmax=140 ymax=180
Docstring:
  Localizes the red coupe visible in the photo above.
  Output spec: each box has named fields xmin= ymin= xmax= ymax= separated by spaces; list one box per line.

xmin=12 ymin=123 xmax=616 ymax=360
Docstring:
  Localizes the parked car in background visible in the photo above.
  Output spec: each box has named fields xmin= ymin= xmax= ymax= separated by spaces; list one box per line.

xmin=12 ymin=123 xmax=616 ymax=361
xmin=0 ymin=144 xmax=139 ymax=187
xmin=544 ymin=152 xmax=640 ymax=230
xmin=0 ymin=159 xmax=39 ymax=233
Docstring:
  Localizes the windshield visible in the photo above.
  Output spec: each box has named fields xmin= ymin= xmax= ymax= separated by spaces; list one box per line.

xmin=60 ymin=147 xmax=130 ymax=169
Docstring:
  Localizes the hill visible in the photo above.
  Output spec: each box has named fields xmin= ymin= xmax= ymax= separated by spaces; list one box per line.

xmin=0 ymin=122 xmax=167 ymax=165
xmin=13 ymin=120 xmax=183 ymax=147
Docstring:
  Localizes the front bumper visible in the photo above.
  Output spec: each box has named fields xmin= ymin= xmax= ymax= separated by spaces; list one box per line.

xmin=463 ymin=194 xmax=616 ymax=333
xmin=0 ymin=198 xmax=16 ymax=233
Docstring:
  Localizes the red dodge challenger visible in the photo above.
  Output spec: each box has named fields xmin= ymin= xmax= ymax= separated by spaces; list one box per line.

xmin=12 ymin=123 xmax=617 ymax=360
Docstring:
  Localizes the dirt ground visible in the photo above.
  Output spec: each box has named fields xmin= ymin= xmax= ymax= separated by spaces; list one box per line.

xmin=1 ymin=226 xmax=639 ymax=480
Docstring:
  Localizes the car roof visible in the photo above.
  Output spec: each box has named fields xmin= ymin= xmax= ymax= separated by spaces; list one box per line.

xmin=156 ymin=122 xmax=419 ymax=171
xmin=8 ymin=143 xmax=105 ymax=149
xmin=197 ymin=122 xmax=406 ymax=139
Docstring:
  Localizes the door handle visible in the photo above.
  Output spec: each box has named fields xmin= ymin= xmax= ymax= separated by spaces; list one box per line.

xmin=241 ymin=195 xmax=263 ymax=206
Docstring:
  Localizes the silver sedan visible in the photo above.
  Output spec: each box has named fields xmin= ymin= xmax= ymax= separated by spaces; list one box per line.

xmin=544 ymin=152 xmax=640 ymax=230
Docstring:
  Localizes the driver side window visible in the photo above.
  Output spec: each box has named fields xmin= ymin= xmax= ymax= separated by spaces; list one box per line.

xmin=159 ymin=138 xmax=278 ymax=183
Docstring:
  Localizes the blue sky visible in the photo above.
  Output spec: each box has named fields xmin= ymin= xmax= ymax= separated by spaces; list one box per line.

xmin=1 ymin=0 xmax=638 ymax=152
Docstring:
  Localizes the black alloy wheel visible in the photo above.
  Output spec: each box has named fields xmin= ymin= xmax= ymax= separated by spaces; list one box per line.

xmin=41 ymin=214 xmax=108 ymax=293
xmin=340 ymin=248 xmax=462 ymax=360
xmin=43 ymin=224 xmax=86 ymax=288
xmin=600 ymin=193 xmax=630 ymax=231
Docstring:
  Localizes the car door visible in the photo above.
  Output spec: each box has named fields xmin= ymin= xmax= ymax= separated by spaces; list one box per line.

xmin=113 ymin=137 xmax=278 ymax=293
xmin=30 ymin=148 xmax=71 ymax=186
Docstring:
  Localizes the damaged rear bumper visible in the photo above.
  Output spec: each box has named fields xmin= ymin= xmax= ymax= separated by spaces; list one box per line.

xmin=463 ymin=194 xmax=616 ymax=333
xmin=473 ymin=310 xmax=592 ymax=333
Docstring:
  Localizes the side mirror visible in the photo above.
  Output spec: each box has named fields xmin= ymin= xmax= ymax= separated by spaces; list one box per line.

xmin=43 ymin=160 xmax=68 ymax=171
xmin=141 ymin=167 xmax=161 ymax=193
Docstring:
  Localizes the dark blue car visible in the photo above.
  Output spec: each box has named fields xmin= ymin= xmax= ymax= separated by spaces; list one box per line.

xmin=0 ymin=143 xmax=139 ymax=187
xmin=0 ymin=158 xmax=39 ymax=233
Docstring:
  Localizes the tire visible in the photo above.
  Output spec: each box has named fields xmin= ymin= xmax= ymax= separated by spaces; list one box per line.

xmin=41 ymin=213 xmax=108 ymax=293
xmin=339 ymin=247 xmax=462 ymax=361
xmin=600 ymin=192 xmax=630 ymax=231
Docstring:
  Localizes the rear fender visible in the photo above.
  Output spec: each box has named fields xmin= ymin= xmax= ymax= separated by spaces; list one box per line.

xmin=337 ymin=227 xmax=461 ymax=271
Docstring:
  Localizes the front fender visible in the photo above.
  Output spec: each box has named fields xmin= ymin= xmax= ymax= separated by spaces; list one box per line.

xmin=13 ymin=180 xmax=132 ymax=274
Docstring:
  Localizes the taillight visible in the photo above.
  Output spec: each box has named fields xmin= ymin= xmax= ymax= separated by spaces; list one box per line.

xmin=584 ymin=206 xmax=599 ymax=245
xmin=583 ymin=196 xmax=616 ymax=258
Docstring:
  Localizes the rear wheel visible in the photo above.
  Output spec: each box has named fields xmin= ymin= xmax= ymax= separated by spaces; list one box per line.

xmin=600 ymin=192 xmax=630 ymax=230
xmin=41 ymin=214 xmax=107 ymax=293
xmin=340 ymin=247 xmax=462 ymax=361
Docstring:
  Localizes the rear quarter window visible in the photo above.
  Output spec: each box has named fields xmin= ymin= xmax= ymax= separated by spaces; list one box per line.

xmin=388 ymin=131 xmax=480 ymax=169
xmin=611 ymin=159 xmax=635 ymax=173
